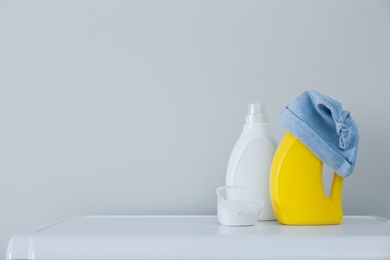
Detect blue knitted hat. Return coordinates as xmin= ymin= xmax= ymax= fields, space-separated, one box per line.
xmin=277 ymin=90 xmax=359 ymax=178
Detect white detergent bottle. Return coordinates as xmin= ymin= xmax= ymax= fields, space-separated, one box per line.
xmin=226 ymin=103 xmax=276 ymax=220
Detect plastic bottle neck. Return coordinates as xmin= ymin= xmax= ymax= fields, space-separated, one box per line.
xmin=246 ymin=114 xmax=268 ymax=124
xmin=245 ymin=103 xmax=269 ymax=124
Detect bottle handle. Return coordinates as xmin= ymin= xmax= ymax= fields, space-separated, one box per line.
xmin=330 ymin=172 xmax=344 ymax=207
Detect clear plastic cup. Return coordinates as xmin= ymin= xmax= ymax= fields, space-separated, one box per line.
xmin=216 ymin=185 xmax=264 ymax=226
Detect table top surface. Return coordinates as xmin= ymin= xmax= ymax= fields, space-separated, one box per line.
xmin=32 ymin=215 xmax=390 ymax=236
xmin=7 ymin=215 xmax=390 ymax=260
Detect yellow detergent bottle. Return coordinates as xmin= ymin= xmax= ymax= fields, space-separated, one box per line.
xmin=270 ymin=131 xmax=344 ymax=225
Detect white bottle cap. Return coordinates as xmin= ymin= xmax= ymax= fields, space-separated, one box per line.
xmin=246 ymin=103 xmax=268 ymax=124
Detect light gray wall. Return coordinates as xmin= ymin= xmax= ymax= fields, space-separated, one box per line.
xmin=1 ymin=0 xmax=389 ymax=257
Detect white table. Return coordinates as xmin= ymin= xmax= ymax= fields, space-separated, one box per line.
xmin=7 ymin=215 xmax=390 ymax=260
